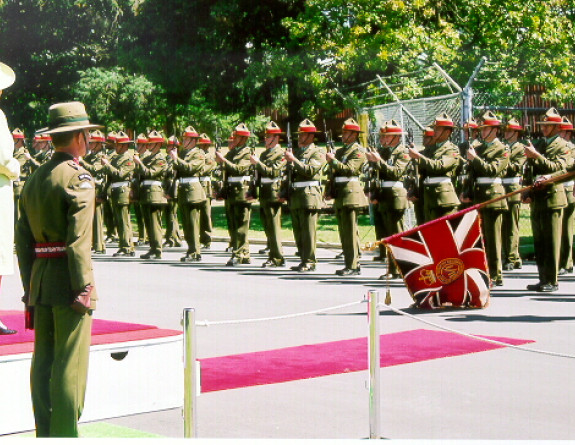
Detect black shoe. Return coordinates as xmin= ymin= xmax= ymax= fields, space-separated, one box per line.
xmin=93 ymin=250 xmax=106 ymax=254
xmin=372 ymin=255 xmax=385 ymax=262
xmin=336 ymin=267 xmax=361 ymax=276
xmin=201 ymin=244 xmax=211 ymax=250
xmin=558 ymin=268 xmax=568 ymax=276
xmin=226 ymin=257 xmax=250 ymax=266
xmin=258 ymin=247 xmax=270 ymax=254
xmin=379 ymin=273 xmax=401 ymax=280
xmin=136 ymin=239 xmax=147 ymax=246
xmin=225 ymin=246 xmax=233 ymax=253
xmin=181 ymin=254 xmax=201 ymax=262
xmin=140 ymin=252 xmax=161 ymax=259
xmin=494 ymin=279 xmax=504 ymax=287
xmin=503 ymin=263 xmax=514 ymax=271
xmin=514 ymin=262 xmax=523 ymax=270
xmin=297 ymin=263 xmax=316 ymax=272
xmin=335 ymin=251 xmax=344 ymax=259
xmin=163 ymin=241 xmax=174 ymax=248
xmin=539 ymin=283 xmax=558 ymax=292
xmin=526 ymin=282 xmax=543 ymax=291
xmin=113 ymin=250 xmax=135 ymax=257
xmin=290 ymin=264 xmax=302 ymax=271
xmin=262 ymin=259 xmax=285 ymax=268
xmin=0 ymin=326 xmax=17 ymax=335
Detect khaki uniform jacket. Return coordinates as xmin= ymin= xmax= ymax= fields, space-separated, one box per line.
xmin=331 ymin=142 xmax=368 ymax=209
xmin=466 ymin=137 xmax=509 ymax=210
xmin=374 ymin=143 xmax=409 ymax=211
xmin=29 ymin=149 xmax=53 ymax=171
xmin=15 ymin=152 xmax=97 ymax=308
xmin=222 ymin=145 xmax=251 ymax=204
xmin=526 ymin=135 xmax=569 ymax=210
xmin=138 ymin=151 xmax=168 ymax=205
xmin=419 ymin=140 xmax=460 ymax=208
xmin=255 ymin=144 xmax=286 ymax=205
xmin=174 ymin=146 xmax=207 ymax=204
xmin=103 ymin=151 xmax=135 ymax=206
xmin=13 ymin=146 xmax=33 ymax=198
xmin=289 ymin=143 xmax=325 ymax=210
xmin=80 ymin=150 xmax=106 ymax=201
xmin=503 ymin=141 xmax=526 ymax=204
xmin=201 ymin=150 xmax=217 ymax=197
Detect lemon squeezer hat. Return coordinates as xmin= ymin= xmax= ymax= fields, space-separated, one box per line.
xmin=38 ymin=101 xmax=103 ymax=135
xmin=560 ymin=116 xmax=574 ymax=132
xmin=462 ymin=118 xmax=479 ymax=129
xmin=504 ymin=118 xmax=523 ymax=132
xmin=183 ymin=126 xmax=200 ymax=138
xmin=265 ymin=121 xmax=284 ymax=135
xmin=296 ymin=119 xmax=320 ymax=133
xmin=89 ymin=129 xmax=106 ymax=143
xmin=147 ymin=130 xmax=165 ymax=144
xmin=433 ymin=112 xmax=455 ymax=128
xmin=198 ymin=133 xmax=212 ymax=145
xmin=233 ymin=122 xmax=251 ymax=137
xmin=479 ymin=111 xmax=502 ymax=128
xmin=379 ymin=119 xmax=404 ymax=135
xmin=115 ymin=131 xmax=132 ymax=144
xmin=0 ymin=61 xmax=16 ymax=90
xmin=423 ymin=126 xmax=435 ymax=137
xmin=537 ymin=107 xmax=563 ymax=125
xmin=12 ymin=128 xmax=25 ymax=139
xmin=168 ymin=135 xmax=180 ymax=146
xmin=341 ymin=118 xmax=363 ymax=133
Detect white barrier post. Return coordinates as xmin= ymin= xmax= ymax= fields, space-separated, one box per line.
xmin=367 ymin=290 xmax=381 ymax=439
xmin=183 ymin=308 xmax=197 ymax=438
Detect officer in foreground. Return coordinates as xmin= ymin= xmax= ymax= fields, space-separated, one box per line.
xmin=16 ymin=101 xmax=100 ymax=437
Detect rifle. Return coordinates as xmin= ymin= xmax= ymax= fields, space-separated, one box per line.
xmin=246 ymin=140 xmax=259 ymax=201
xmin=213 ymin=125 xmax=228 ymax=200
xmin=364 ymin=121 xmax=379 ymax=200
xmin=521 ymin=123 xmax=535 ymax=201
xmin=323 ymin=119 xmax=337 ymax=200
xmin=404 ymin=126 xmax=420 ymax=199
xmin=279 ymin=121 xmax=293 ymax=201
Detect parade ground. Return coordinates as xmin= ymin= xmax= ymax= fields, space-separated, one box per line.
xmin=2 ymin=240 xmax=575 ymax=440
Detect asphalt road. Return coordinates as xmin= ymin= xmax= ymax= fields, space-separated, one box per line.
xmin=3 ymin=241 xmax=575 ymax=439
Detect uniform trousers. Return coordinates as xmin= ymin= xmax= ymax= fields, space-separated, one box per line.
xmin=261 ymin=202 xmax=284 ymax=264
xmin=560 ymin=200 xmax=575 ymax=271
xmin=502 ymin=201 xmax=522 ymax=267
xmin=180 ymin=200 xmax=204 ymax=257
xmin=112 ymin=202 xmax=134 ymax=252
xmin=133 ymin=201 xmax=147 ymax=242
xmin=32 ymin=304 xmax=92 ymax=437
xmin=103 ymin=200 xmax=116 ymax=238
xmin=376 ymin=206 xmax=405 ymax=275
xmin=335 ymin=206 xmax=361 ymax=269
xmin=142 ymin=204 xmax=164 ymax=254
xmin=225 ymin=201 xmax=251 ymax=259
xmin=373 ymin=205 xmax=386 ymax=259
xmin=531 ymin=206 xmax=563 ymax=286
xmin=200 ymin=198 xmax=213 ymax=246
xmin=164 ymin=200 xmax=182 ymax=245
xmin=92 ymin=201 xmax=105 ymax=252
xmin=424 ymin=205 xmax=458 ymax=223
xmin=291 ymin=208 xmax=318 ymax=266
xmin=480 ymin=208 xmax=504 ymax=282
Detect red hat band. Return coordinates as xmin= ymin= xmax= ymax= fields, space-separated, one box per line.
xmin=343 ymin=123 xmax=361 ymax=132
xmin=435 ymin=119 xmax=454 ymax=127
xmin=235 ymin=130 xmax=250 ymax=137
xmin=482 ymin=119 xmax=501 ymax=127
xmin=266 ymin=128 xmax=282 ymax=134
xmin=299 ymin=126 xmax=317 ymax=133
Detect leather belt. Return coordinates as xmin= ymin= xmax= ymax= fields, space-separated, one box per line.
xmin=227 ymin=176 xmax=251 ymax=183
xmin=293 ymin=180 xmax=320 ymax=188
xmin=35 ymin=242 xmax=67 ymax=258
xmin=424 ymin=177 xmax=450 ymax=185
xmin=476 ymin=177 xmax=502 ymax=185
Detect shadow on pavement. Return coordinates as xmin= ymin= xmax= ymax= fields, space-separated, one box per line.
xmin=443 ymin=314 xmax=575 ymax=323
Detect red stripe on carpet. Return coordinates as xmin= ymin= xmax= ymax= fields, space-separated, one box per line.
xmin=199 ymin=329 xmax=534 ymax=392
xmin=0 ymin=311 xmax=181 ymax=356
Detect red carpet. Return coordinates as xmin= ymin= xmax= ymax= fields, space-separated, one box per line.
xmin=199 ymin=329 xmax=534 ymax=392
xmin=0 ymin=310 xmax=182 ymax=356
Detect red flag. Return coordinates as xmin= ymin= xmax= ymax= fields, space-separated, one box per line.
xmin=383 ymin=209 xmax=490 ymax=309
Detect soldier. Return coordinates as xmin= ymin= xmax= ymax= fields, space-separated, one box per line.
xmin=408 ymin=126 xmax=435 ymax=226
xmin=285 ymin=119 xmax=326 ymax=272
xmin=366 ymin=120 xmax=410 ymax=279
xmin=524 ymin=107 xmax=569 ymax=292
xmin=29 ymin=133 xmax=53 ymax=171
xmin=134 ymin=130 xmax=168 ymax=259
xmin=132 ymin=133 xmax=149 ymax=245
xmin=101 ymin=131 xmax=135 ymax=257
xmin=15 ymin=101 xmax=100 ymax=437
xmin=456 ymin=118 xmax=481 ymax=204
xmin=215 ymin=123 xmax=253 ymax=266
xmin=461 ymin=111 xmax=509 ymax=286
xmin=12 ymin=128 xmax=33 ymax=223
xmin=170 ymin=126 xmax=205 ymax=262
xmin=558 ymin=117 xmax=575 ymax=275
xmin=501 ymin=118 xmax=526 ymax=271
xmin=79 ymin=129 xmax=107 ymax=254
xmin=163 ymin=135 xmax=183 ymax=248
xmin=408 ymin=112 xmax=460 ymax=222
xmin=103 ymin=131 xmax=118 ymax=243
xmin=250 ymin=121 xmax=287 ymax=268
xmin=325 ymin=118 xmax=368 ymax=275
xmin=198 ymin=133 xmax=217 ymax=249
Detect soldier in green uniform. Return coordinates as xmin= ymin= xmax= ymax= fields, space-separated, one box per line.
xmin=251 ymin=121 xmax=287 ymax=268
xmin=169 ymin=126 xmax=206 ymax=262
xmin=366 ymin=120 xmax=409 ymax=279
xmin=461 ymin=111 xmax=509 ymax=286
xmin=456 ymin=118 xmax=481 ymax=205
xmin=15 ymin=101 xmax=101 ymax=437
xmin=216 ymin=123 xmax=253 ymax=266
xmin=285 ymin=119 xmax=326 ymax=272
xmin=524 ymin=107 xmax=569 ymax=292
xmin=79 ymin=129 xmax=107 ymax=254
xmin=135 ymin=130 xmax=168 ymax=259
xmin=103 ymin=131 xmax=118 ymax=243
xmin=132 ymin=133 xmax=149 ymax=246
xmin=198 ymin=133 xmax=216 ymax=249
xmin=326 ymin=118 xmax=368 ymax=275
xmin=501 ymin=118 xmax=526 ymax=270
xmin=163 ymin=135 xmax=183 ymax=248
xmin=408 ymin=112 xmax=460 ymax=222
xmin=29 ymin=133 xmax=53 ymax=172
xmin=408 ymin=126 xmax=435 ymax=226
xmin=102 ymin=131 xmax=135 ymax=257
xmin=12 ymin=128 xmax=33 ymax=223
xmin=558 ymin=117 xmax=575 ymax=275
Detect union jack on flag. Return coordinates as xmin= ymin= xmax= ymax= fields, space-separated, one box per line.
xmin=383 ymin=209 xmax=490 ymax=309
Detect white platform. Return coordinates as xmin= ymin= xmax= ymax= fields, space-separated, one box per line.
xmin=0 ymin=334 xmax=183 ymax=435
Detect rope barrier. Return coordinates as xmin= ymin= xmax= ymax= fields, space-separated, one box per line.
xmin=195 ymin=299 xmax=367 ymax=327
xmin=381 ymin=302 xmax=575 ymax=360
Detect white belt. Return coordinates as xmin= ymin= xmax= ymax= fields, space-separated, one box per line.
xmin=502 ymin=177 xmax=521 ymax=185
xmin=334 ymin=176 xmax=359 ymax=183
xmin=180 ymin=177 xmax=200 ymax=183
xmin=293 ymin=181 xmax=320 ymax=188
xmin=260 ymin=177 xmax=280 ymax=184
xmin=227 ymin=176 xmax=251 ymax=183
xmin=199 ymin=176 xmax=211 ymax=182
xmin=141 ymin=180 xmax=163 ymax=187
xmin=565 ymin=181 xmax=574 ymax=187
xmin=476 ymin=177 xmax=502 ymax=185
xmin=110 ymin=181 xmax=130 ymax=189
xmin=380 ymin=181 xmax=404 ymax=188
xmin=424 ymin=177 xmax=451 ymax=185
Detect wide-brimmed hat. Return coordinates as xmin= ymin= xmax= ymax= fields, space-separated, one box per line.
xmin=478 ymin=111 xmax=502 ymax=128
xmin=233 ymin=122 xmax=251 ymax=137
xmin=461 ymin=118 xmax=479 ymax=130
xmin=12 ymin=128 xmax=25 ymax=139
xmin=147 ymin=130 xmax=165 ymax=144
xmin=423 ymin=126 xmax=435 ymax=137
xmin=341 ymin=118 xmax=364 ymax=133
xmin=198 ymin=133 xmax=212 ymax=145
xmin=183 ymin=126 xmax=199 ymax=138
xmin=379 ymin=119 xmax=404 ymax=135
xmin=34 ymin=133 xmax=51 ymax=142
xmin=296 ymin=119 xmax=320 ymax=133
xmin=433 ymin=112 xmax=455 ymax=128
xmin=0 ymin=62 xmax=15 ymax=90
xmin=89 ymin=129 xmax=106 ymax=142
xmin=115 ymin=131 xmax=132 ymax=144
xmin=136 ymin=133 xmax=148 ymax=144
xmin=168 ymin=135 xmax=180 ymax=146
xmin=560 ymin=116 xmax=574 ymax=132
xmin=38 ymin=102 xmax=103 ymax=135
xmin=504 ymin=118 xmax=523 ymax=132
xmin=265 ymin=121 xmax=284 ymax=135
xmin=537 ymin=107 xmax=563 ymax=125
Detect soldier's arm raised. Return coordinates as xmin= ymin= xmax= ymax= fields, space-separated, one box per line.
xmin=291 ymin=149 xmax=325 ymax=177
